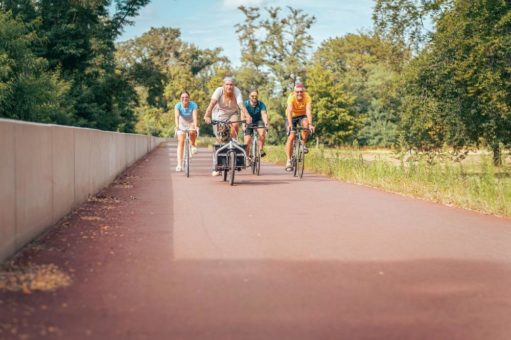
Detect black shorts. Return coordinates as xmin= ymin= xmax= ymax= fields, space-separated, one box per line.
xmin=286 ymin=115 xmax=307 ymax=133
xmin=244 ymin=120 xmax=265 ymax=136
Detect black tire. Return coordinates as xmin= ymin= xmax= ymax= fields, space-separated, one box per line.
xmin=251 ymin=139 xmax=260 ymax=175
xmin=229 ymin=150 xmax=236 ymax=186
xmin=255 ymin=146 xmax=261 ymax=176
xmin=293 ymin=139 xmax=300 ymax=177
xmin=184 ymin=138 xmax=190 ymax=178
xmin=223 ymin=169 xmax=228 ymax=181
xmin=297 ymin=143 xmax=305 ymax=179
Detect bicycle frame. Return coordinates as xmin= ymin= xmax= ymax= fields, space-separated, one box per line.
xmin=181 ymin=128 xmax=193 ymax=178
xmin=246 ymin=123 xmax=264 ymax=176
xmin=290 ymin=126 xmax=310 ymax=179
xmin=212 ymin=119 xmax=248 ymax=185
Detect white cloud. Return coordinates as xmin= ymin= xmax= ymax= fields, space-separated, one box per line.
xmin=223 ymin=0 xmax=264 ymax=9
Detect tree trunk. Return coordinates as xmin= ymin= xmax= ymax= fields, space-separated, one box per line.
xmin=492 ymin=143 xmax=502 ymax=166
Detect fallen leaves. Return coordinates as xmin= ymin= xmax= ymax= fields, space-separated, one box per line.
xmin=88 ymin=193 xmax=120 ymax=204
xmin=113 ymin=174 xmax=137 ymax=189
xmin=0 ymin=264 xmax=72 ymax=293
xmin=80 ymin=216 xmax=103 ymax=221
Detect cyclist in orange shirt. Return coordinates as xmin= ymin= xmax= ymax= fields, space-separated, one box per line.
xmin=285 ymin=83 xmax=314 ymax=171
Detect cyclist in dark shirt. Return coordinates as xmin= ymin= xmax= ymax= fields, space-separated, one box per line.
xmin=243 ymin=89 xmax=269 ymax=158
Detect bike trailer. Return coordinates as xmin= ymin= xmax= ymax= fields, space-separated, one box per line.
xmin=213 ymin=143 xmax=247 ymax=169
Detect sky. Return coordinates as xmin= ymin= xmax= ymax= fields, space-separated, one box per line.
xmin=117 ymin=0 xmax=376 ymax=66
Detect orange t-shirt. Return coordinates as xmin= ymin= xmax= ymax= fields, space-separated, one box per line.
xmin=287 ymin=92 xmax=311 ymax=117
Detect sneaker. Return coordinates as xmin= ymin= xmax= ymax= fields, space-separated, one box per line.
xmin=191 ymin=146 xmax=198 ymax=154
xmin=260 ymin=150 xmax=266 ymax=157
xmin=285 ymin=160 xmax=293 ymax=172
xmin=303 ymin=146 xmax=309 ymax=154
xmin=176 ymin=165 xmax=182 ymax=172
xmin=212 ymin=171 xmax=220 ymax=176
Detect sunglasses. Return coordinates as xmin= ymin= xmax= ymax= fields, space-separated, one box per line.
xmin=250 ymin=95 xmax=258 ymax=98
xmin=295 ymin=91 xmax=304 ymax=94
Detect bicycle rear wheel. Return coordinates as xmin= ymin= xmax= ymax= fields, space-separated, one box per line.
xmin=228 ymin=150 xmax=236 ymax=185
xmin=184 ymin=137 xmax=190 ymax=177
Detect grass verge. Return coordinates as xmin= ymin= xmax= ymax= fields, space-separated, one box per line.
xmin=265 ymin=145 xmax=511 ymax=218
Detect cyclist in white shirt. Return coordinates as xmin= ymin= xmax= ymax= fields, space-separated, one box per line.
xmin=204 ymin=77 xmax=252 ymax=176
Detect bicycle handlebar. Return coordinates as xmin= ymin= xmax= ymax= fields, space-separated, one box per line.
xmin=211 ymin=119 xmax=246 ymax=125
xmin=245 ymin=123 xmax=268 ymax=129
xmin=290 ymin=126 xmax=313 ymax=133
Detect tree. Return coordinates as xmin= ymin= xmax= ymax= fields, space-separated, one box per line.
xmin=311 ymin=34 xmax=401 ymax=146
xmin=116 ymin=27 xmax=181 ymax=109
xmin=236 ymin=6 xmax=316 ymax=96
xmin=0 ymin=10 xmax=71 ymax=124
xmin=398 ymin=0 xmax=511 ymax=163
xmin=372 ymin=0 xmax=452 ymax=54
xmin=234 ymin=6 xmax=265 ymax=70
xmin=433 ymin=0 xmax=511 ymax=164
xmin=0 ymin=0 xmax=150 ymax=130
xmin=306 ymin=64 xmax=360 ymax=146
xmin=116 ymin=26 xmax=230 ymax=136
xmin=36 ymin=0 xmax=149 ymax=130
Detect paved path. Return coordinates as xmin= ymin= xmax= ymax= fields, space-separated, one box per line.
xmin=1 ymin=141 xmax=510 ymax=339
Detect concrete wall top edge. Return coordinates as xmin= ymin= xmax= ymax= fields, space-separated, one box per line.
xmin=0 ymin=118 xmax=153 ymax=138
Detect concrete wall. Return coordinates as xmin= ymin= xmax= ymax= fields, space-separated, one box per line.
xmin=0 ymin=119 xmax=165 ymax=262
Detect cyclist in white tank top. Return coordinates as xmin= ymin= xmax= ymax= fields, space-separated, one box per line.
xmin=203 ymin=77 xmax=252 ymax=176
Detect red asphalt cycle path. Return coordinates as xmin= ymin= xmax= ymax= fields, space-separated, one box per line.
xmin=1 ymin=141 xmax=510 ymax=339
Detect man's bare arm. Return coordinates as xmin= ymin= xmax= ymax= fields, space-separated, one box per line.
xmin=204 ymin=98 xmax=218 ymax=124
xmin=239 ymin=103 xmax=252 ymax=124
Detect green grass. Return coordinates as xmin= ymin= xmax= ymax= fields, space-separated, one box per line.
xmin=196 ymin=136 xmax=217 ymax=148
xmin=265 ymin=145 xmax=511 ymax=218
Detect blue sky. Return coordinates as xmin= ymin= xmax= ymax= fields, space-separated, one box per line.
xmin=118 ymin=0 xmax=376 ymax=65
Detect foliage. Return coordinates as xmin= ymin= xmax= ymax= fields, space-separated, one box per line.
xmin=306 ymin=64 xmax=361 ymax=146
xmin=134 ymin=104 xmax=172 ymax=137
xmin=311 ymin=33 xmax=401 ymax=146
xmin=372 ymin=0 xmax=452 ymax=54
xmin=236 ymin=6 xmax=316 ymax=96
xmin=0 ymin=0 xmax=149 ymax=131
xmin=116 ymin=26 xmax=230 ymax=136
xmin=234 ymin=6 xmax=316 ymax=143
xmin=397 ymin=0 xmax=511 ymax=163
xmin=0 ymin=10 xmax=71 ymax=124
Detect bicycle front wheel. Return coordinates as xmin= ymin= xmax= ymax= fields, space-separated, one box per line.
xmin=254 ymin=145 xmax=261 ymax=176
xmin=184 ymin=137 xmax=190 ymax=177
xmin=297 ymin=143 xmax=305 ymax=179
xmin=251 ymin=140 xmax=257 ymax=174
xmin=293 ymin=139 xmax=300 ymax=177
xmin=228 ymin=150 xmax=236 ymax=186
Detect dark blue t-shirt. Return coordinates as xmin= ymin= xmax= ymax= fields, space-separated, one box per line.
xmin=243 ymin=100 xmax=267 ymax=122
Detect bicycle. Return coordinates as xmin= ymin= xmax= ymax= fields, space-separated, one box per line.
xmin=245 ymin=123 xmax=266 ymax=176
xmin=179 ymin=127 xmax=196 ymax=178
xmin=212 ymin=119 xmax=248 ymax=186
xmin=289 ymin=126 xmax=311 ymax=179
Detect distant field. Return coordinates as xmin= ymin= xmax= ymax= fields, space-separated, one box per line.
xmin=264 ymin=145 xmax=511 ymax=218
